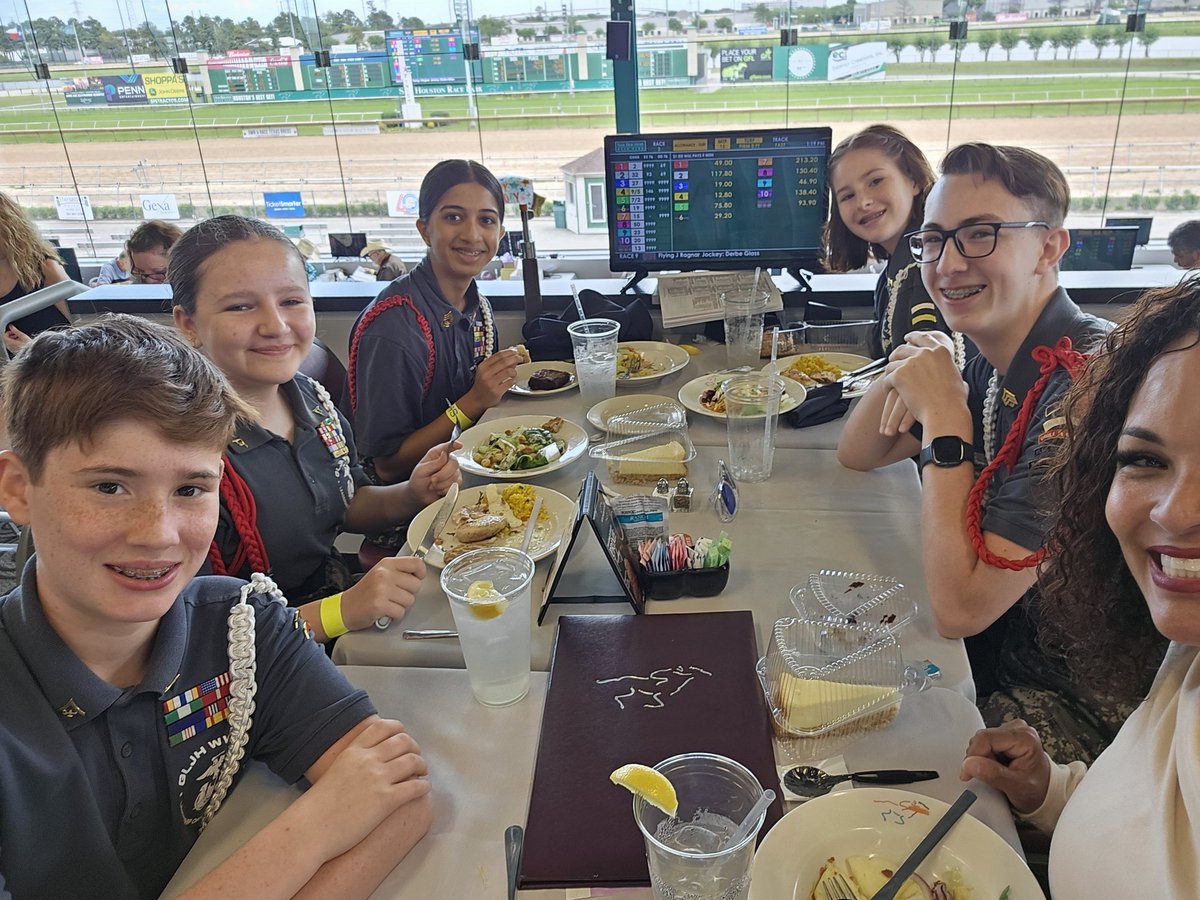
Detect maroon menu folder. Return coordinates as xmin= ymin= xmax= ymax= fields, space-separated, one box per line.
xmin=520 ymin=611 xmax=784 ymax=889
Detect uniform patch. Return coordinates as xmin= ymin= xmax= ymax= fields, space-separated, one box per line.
xmin=163 ymin=672 xmax=231 ymax=747
xmin=1002 ymin=388 xmax=1018 ymax=408
xmin=317 ymin=416 xmax=350 ymax=459
xmin=1039 ymin=414 xmax=1067 ymax=444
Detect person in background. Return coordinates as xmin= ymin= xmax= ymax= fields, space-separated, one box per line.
xmin=1167 ymin=220 xmax=1200 ymax=269
xmin=0 ymin=191 xmax=72 ymax=354
xmin=170 ymin=215 xmax=460 ymax=638
xmin=362 ymin=239 xmax=406 ymax=282
xmin=961 ymin=279 xmax=1196 ymax=899
xmin=296 ymin=237 xmax=322 ymax=282
xmin=90 ymin=248 xmax=131 ymax=286
xmin=349 ymin=159 xmax=523 ymax=488
xmin=838 ymin=143 xmax=1135 ymax=763
xmin=127 ymin=219 xmax=183 ymax=284
xmin=0 ymin=315 xmax=432 ymax=898
xmin=823 ymin=125 xmax=966 ymax=365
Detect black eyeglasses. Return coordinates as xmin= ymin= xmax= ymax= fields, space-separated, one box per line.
xmin=132 ymin=266 xmax=168 ymax=281
xmin=906 ymin=221 xmax=1050 ymax=264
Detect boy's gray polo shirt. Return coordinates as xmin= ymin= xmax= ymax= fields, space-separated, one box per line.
xmin=0 ymin=562 xmax=375 ymax=899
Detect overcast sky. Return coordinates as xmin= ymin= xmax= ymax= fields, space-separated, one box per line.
xmin=20 ymin=0 xmax=620 ymax=27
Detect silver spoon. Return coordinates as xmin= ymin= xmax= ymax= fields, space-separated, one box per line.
xmin=783 ymin=766 xmax=938 ymax=798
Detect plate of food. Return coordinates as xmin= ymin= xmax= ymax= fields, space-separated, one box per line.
xmin=769 ymin=352 xmax=878 ymax=399
xmin=406 ymin=483 xmax=573 ymax=568
xmin=508 ymin=361 xmax=578 ymax=396
xmin=748 ymin=787 xmax=1044 ymax=900
xmin=617 ymin=341 xmax=691 ymax=383
xmin=453 ymin=415 xmax=588 ymax=479
xmin=586 ymin=394 xmax=685 ymax=431
xmin=677 ymin=373 xmax=808 ymax=420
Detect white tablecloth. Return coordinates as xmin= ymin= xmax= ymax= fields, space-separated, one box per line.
xmin=163 ymin=668 xmax=1021 ymax=899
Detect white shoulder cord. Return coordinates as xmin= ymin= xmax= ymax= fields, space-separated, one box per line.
xmin=200 ymin=572 xmax=287 ymax=830
xmin=302 ymin=374 xmax=355 ymax=506
xmin=479 ymin=294 xmax=496 ymax=358
xmin=983 ymin=369 xmax=1001 ymax=463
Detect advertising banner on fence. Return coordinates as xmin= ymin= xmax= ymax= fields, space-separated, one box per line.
xmin=142 ymin=73 xmax=188 ymax=102
xmin=140 ymin=194 xmax=180 ymax=220
xmin=100 ymin=74 xmax=147 ymax=104
xmin=773 ymin=45 xmax=829 ymax=82
xmin=828 ymin=42 xmax=887 ymax=81
xmin=386 ymin=190 xmax=420 ymax=217
xmin=719 ymin=46 xmax=774 ymax=83
xmin=54 ymin=195 xmax=94 ymax=221
xmin=263 ymin=192 xmax=305 ymax=218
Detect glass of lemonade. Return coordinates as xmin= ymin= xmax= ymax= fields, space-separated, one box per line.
xmin=567 ymin=318 xmax=620 ymax=407
xmin=440 ymin=547 xmax=535 ymax=707
xmin=634 ymin=753 xmax=767 ymax=900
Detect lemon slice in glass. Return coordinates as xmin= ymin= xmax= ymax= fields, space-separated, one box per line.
xmin=466 ymin=580 xmax=509 ymax=620
xmin=609 ymin=763 xmax=678 ymax=817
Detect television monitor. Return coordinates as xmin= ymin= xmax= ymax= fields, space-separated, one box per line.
xmin=1060 ymin=227 xmax=1139 ymax=272
xmin=1103 ymin=216 xmax=1152 ymax=246
xmin=56 ymin=247 xmax=83 ymax=283
xmin=329 ymin=232 xmax=368 ymax=258
xmin=604 ymin=126 xmax=833 ymax=274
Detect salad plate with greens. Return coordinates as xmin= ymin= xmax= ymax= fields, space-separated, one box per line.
xmin=454 ymin=415 xmax=588 ymax=479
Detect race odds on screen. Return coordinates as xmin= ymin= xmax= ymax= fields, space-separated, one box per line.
xmin=604 ymin=127 xmax=832 ymax=272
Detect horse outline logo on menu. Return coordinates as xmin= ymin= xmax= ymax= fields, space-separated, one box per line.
xmin=595 ymin=665 xmax=712 ymax=710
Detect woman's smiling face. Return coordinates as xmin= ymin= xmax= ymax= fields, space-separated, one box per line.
xmin=416 ymin=181 xmax=505 ymax=285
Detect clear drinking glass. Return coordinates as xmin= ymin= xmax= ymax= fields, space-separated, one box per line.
xmin=567 ymin=318 xmax=620 ymax=407
xmin=721 ymin=289 xmax=770 ymax=369
xmin=633 ymin=753 xmax=767 ymax=900
xmin=724 ymin=373 xmax=784 ymax=483
xmin=440 ymin=547 xmax=535 ymax=707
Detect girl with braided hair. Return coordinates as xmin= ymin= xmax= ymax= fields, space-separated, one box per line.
xmin=170 ymin=216 xmax=461 ymax=641
xmin=349 ymin=159 xmax=524 ymax=489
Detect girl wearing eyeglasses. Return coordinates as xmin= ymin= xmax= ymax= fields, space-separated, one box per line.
xmin=824 ymin=126 xmax=966 ymax=365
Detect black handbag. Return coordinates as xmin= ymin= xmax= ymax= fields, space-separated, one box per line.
xmin=522 ymin=289 xmax=654 ymax=361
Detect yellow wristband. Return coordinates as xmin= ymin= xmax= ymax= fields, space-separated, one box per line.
xmin=319 ymin=593 xmax=348 ymax=638
xmin=445 ymin=403 xmax=474 ymax=429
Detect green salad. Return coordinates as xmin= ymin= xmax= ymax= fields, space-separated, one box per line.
xmin=472 ymin=419 xmax=567 ymax=471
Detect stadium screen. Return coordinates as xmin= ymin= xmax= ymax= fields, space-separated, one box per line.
xmin=604 ymin=126 xmax=832 ymax=273
xmin=1103 ymin=216 xmax=1152 ymax=246
xmin=329 ymin=232 xmax=368 ymax=258
xmin=1060 ymin=227 xmax=1139 ymax=272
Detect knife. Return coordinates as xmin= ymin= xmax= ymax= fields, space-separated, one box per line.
xmin=375 ymin=482 xmax=460 ymax=630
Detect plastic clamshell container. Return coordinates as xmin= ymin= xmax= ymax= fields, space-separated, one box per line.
xmin=640 ymin=562 xmax=730 ymax=600
xmin=790 ymin=569 xmax=916 ymax=638
xmin=604 ymin=401 xmax=687 ymax=436
xmin=758 ymin=617 xmax=910 ymax=739
xmin=588 ymin=424 xmax=697 ymax=469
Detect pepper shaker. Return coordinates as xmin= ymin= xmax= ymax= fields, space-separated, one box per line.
xmin=670 ymin=477 xmax=693 ymax=512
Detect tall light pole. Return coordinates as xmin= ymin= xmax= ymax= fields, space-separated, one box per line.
xmin=453 ymin=0 xmax=477 ymax=123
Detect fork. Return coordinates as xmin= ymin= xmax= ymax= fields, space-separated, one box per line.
xmin=445 ymin=399 xmax=462 ymax=443
xmin=821 ymin=871 xmax=857 ymax=900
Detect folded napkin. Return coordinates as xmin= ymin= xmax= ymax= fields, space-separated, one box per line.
xmin=782 ymin=381 xmax=850 ymax=428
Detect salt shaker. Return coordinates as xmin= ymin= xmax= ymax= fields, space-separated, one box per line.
xmin=670 ymin=477 xmax=693 ymax=512
xmin=654 ymin=477 xmax=671 ymax=499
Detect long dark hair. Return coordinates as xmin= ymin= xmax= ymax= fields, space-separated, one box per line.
xmin=1039 ymin=276 xmax=1200 ymax=697
xmin=823 ymin=125 xmax=934 ymax=272
xmin=168 ymin=215 xmax=301 ymax=316
xmin=418 ymin=159 xmax=505 ymax=224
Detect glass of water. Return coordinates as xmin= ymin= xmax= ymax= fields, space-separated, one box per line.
xmin=567 ymin=318 xmax=620 ymax=407
xmin=440 ymin=547 xmax=535 ymax=707
xmin=721 ymin=289 xmax=770 ymax=369
xmin=724 ymin=373 xmax=785 ymax=483
xmin=633 ymin=753 xmax=767 ymax=900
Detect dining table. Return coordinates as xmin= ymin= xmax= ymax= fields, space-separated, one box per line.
xmin=163 ymin=667 xmax=1024 ymax=900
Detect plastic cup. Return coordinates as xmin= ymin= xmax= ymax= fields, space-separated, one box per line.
xmin=721 ymin=289 xmax=770 ymax=369
xmin=724 ymin=373 xmax=783 ymax=483
xmin=440 ymin=547 xmax=535 ymax=707
xmin=633 ymin=753 xmax=767 ymax=900
xmin=567 ymin=318 xmax=620 ymax=407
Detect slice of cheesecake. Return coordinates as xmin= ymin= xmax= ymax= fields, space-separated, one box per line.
xmin=774 ymin=672 xmax=899 ymax=735
xmin=611 ymin=440 xmax=688 ymax=485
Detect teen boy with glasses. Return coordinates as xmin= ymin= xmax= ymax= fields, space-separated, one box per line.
xmin=837 ymin=143 xmax=1137 ymax=764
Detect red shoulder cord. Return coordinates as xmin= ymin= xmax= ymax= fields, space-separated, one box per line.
xmin=347 ymin=294 xmax=435 ymax=414
xmin=965 ymin=337 xmax=1087 ymax=571
xmin=207 ymin=454 xmax=271 ymax=577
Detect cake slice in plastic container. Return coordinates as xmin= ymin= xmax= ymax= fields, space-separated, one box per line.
xmin=603 ymin=401 xmax=687 ymax=436
xmin=789 ymin=569 xmax=917 ymax=638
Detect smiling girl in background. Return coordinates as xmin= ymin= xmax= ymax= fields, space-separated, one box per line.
xmin=349 ymin=159 xmax=524 ymax=491
xmin=824 ymin=125 xmax=965 ymax=365
xmin=170 ymin=215 xmax=460 ymax=640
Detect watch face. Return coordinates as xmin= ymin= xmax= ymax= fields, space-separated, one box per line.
xmin=931 ymin=435 xmax=970 ymax=465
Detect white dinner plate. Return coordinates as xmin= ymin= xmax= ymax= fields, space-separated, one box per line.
xmin=748 ymin=787 xmax=1045 ymax=900
xmin=769 ymin=351 xmax=878 ymax=400
xmin=405 ymin=484 xmax=574 ymax=569
xmin=617 ymin=341 xmax=691 ymax=383
xmin=586 ymin=394 xmax=685 ymax=431
xmin=677 ymin=373 xmax=808 ymax=420
xmin=507 ymin=361 xmax=578 ymax=396
xmin=453 ymin=415 xmax=588 ymax=479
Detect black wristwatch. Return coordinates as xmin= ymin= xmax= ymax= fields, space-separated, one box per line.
xmin=919 ymin=436 xmax=974 ymax=472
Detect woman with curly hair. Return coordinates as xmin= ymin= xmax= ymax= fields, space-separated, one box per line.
xmin=0 ymin=192 xmax=72 ymax=352
xmin=960 ymin=277 xmax=1200 ymax=898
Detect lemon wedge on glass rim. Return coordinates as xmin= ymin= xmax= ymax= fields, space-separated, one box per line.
xmin=465 ymin=580 xmax=509 ymax=620
xmin=610 ymin=763 xmax=679 ymax=817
